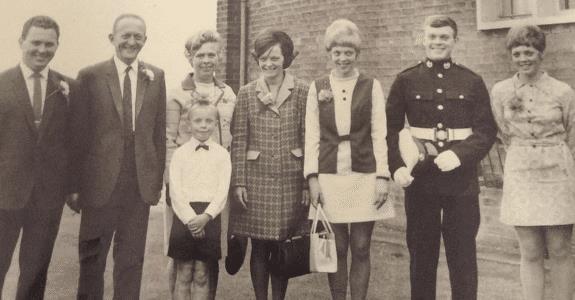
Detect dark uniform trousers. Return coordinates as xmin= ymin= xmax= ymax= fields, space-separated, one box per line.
xmin=405 ymin=187 xmax=480 ymax=300
xmin=77 ymin=131 xmax=150 ymax=300
xmin=0 ymin=191 xmax=63 ymax=300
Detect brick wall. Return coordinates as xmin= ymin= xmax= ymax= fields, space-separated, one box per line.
xmin=217 ymin=0 xmax=575 ymax=261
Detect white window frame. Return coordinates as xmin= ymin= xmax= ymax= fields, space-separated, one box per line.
xmin=477 ymin=0 xmax=575 ymax=30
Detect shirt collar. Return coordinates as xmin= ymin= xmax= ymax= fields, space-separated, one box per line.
xmin=113 ymin=55 xmax=139 ymax=76
xmin=423 ymin=57 xmax=453 ymax=70
xmin=513 ymin=71 xmax=549 ymax=88
xmin=189 ymin=136 xmax=213 ymax=149
xmin=20 ymin=62 xmax=49 ymax=79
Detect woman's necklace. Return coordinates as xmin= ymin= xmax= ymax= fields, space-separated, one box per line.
xmin=264 ymin=75 xmax=285 ymax=105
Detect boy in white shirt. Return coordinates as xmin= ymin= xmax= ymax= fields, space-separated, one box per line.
xmin=168 ymin=99 xmax=231 ymax=300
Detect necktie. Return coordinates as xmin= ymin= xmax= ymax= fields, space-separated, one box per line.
xmin=195 ymin=144 xmax=209 ymax=151
xmin=32 ymin=72 xmax=42 ymax=127
xmin=123 ymin=66 xmax=133 ymax=133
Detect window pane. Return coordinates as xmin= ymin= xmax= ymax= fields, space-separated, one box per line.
xmin=500 ymin=0 xmax=531 ymax=17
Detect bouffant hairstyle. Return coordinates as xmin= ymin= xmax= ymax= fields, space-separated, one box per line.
xmin=185 ymin=29 xmax=222 ymax=54
xmin=324 ymin=19 xmax=361 ymax=52
xmin=21 ymin=15 xmax=60 ymax=41
xmin=424 ymin=15 xmax=458 ymax=39
xmin=505 ymin=24 xmax=546 ymax=53
xmin=252 ymin=29 xmax=297 ymax=69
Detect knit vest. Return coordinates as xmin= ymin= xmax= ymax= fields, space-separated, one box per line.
xmin=316 ymin=74 xmax=376 ymax=174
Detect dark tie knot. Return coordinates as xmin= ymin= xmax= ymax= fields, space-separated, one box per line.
xmin=195 ymin=144 xmax=209 ymax=151
xmin=125 ymin=66 xmax=132 ymax=74
xmin=31 ymin=72 xmax=42 ymax=79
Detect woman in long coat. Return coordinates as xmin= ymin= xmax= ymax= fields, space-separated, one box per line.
xmin=229 ymin=29 xmax=309 ymax=300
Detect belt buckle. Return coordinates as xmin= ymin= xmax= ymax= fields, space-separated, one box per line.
xmin=434 ymin=128 xmax=448 ymax=141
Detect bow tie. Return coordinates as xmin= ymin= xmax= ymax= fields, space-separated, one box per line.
xmin=195 ymin=144 xmax=209 ymax=151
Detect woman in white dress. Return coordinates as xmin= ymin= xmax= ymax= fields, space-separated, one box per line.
xmin=491 ymin=24 xmax=575 ymax=300
xmin=304 ymin=19 xmax=395 ymax=300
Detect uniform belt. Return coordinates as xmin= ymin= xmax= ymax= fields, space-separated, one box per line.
xmin=410 ymin=127 xmax=472 ymax=141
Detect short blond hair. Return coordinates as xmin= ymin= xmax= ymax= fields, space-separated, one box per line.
xmin=324 ymin=19 xmax=361 ymax=52
xmin=185 ymin=29 xmax=222 ymax=53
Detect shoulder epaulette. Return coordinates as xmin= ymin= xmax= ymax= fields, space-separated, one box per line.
xmin=398 ymin=61 xmax=423 ymax=75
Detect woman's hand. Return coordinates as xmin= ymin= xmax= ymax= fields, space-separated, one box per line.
xmin=308 ymin=176 xmax=324 ymax=208
xmin=234 ymin=186 xmax=248 ymax=209
xmin=301 ymin=189 xmax=310 ymax=206
xmin=373 ymin=178 xmax=389 ymax=209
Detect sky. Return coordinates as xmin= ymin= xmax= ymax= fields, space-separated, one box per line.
xmin=0 ymin=0 xmax=217 ymax=88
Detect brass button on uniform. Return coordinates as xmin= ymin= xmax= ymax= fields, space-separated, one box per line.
xmin=438 ymin=141 xmax=445 ymax=147
xmin=437 ymin=73 xmax=444 ymax=79
xmin=437 ymin=123 xmax=444 ymax=129
xmin=437 ymin=105 xmax=444 ymax=110
xmin=436 ymin=88 xmax=443 ymax=94
xmin=415 ymin=95 xmax=421 ymax=100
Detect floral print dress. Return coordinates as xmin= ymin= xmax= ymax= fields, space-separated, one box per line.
xmin=491 ymin=72 xmax=575 ymax=226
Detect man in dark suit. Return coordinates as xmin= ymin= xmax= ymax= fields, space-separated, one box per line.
xmin=386 ymin=15 xmax=497 ymax=300
xmin=0 ymin=16 xmax=75 ymax=299
xmin=68 ymin=14 xmax=166 ymax=300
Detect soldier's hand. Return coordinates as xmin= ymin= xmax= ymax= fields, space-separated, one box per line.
xmin=393 ymin=167 xmax=414 ymax=188
xmin=308 ymin=176 xmax=324 ymax=208
xmin=434 ymin=150 xmax=461 ymax=172
xmin=234 ymin=186 xmax=248 ymax=209
xmin=373 ymin=178 xmax=389 ymax=209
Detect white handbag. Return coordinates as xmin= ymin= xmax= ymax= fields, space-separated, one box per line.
xmin=309 ymin=205 xmax=337 ymax=273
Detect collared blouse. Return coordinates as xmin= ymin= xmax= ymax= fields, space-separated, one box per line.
xmin=491 ymin=72 xmax=575 ymax=157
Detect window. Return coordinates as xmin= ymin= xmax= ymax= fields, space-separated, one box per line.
xmin=477 ymin=0 xmax=575 ymax=30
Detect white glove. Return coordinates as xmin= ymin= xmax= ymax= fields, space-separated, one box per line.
xmin=393 ymin=167 xmax=414 ymax=188
xmin=434 ymin=150 xmax=461 ymax=172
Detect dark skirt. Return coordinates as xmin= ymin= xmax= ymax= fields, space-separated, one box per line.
xmin=168 ymin=202 xmax=222 ymax=262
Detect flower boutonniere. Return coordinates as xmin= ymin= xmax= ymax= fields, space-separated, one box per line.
xmin=59 ymin=80 xmax=70 ymax=97
xmin=140 ymin=67 xmax=155 ymax=81
xmin=46 ymin=79 xmax=70 ymax=99
xmin=318 ymin=89 xmax=333 ymax=103
xmin=258 ymin=92 xmax=274 ymax=106
xmin=190 ymin=90 xmax=210 ymax=103
xmin=507 ymin=96 xmax=524 ymax=113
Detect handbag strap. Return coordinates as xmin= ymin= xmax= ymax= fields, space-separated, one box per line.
xmin=311 ymin=206 xmax=333 ymax=234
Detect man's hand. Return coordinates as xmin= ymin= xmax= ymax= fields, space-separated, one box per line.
xmin=234 ymin=186 xmax=248 ymax=209
xmin=191 ymin=229 xmax=205 ymax=239
xmin=187 ymin=213 xmax=211 ymax=234
xmin=434 ymin=150 xmax=461 ymax=172
xmin=393 ymin=167 xmax=414 ymax=188
xmin=308 ymin=176 xmax=324 ymax=208
xmin=373 ymin=178 xmax=389 ymax=209
xmin=66 ymin=193 xmax=81 ymax=214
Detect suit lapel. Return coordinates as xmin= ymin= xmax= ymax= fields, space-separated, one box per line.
xmin=135 ymin=63 xmax=149 ymax=121
xmin=105 ymin=59 xmax=124 ymax=124
xmin=11 ymin=68 xmax=37 ymax=136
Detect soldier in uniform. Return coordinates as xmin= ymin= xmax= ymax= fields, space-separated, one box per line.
xmin=386 ymin=15 xmax=497 ymax=300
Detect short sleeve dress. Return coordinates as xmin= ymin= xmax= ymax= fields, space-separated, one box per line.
xmin=491 ymin=72 xmax=575 ymax=226
xmin=304 ymin=70 xmax=395 ymax=223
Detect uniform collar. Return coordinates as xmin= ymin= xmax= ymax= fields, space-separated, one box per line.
xmin=19 ymin=62 xmax=49 ymax=79
xmin=423 ymin=58 xmax=453 ymax=70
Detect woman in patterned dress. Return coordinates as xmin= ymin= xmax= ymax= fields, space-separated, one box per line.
xmin=164 ymin=29 xmax=236 ymax=299
xmin=491 ymin=24 xmax=575 ymax=300
xmin=229 ymin=29 xmax=309 ymax=300
xmin=304 ymin=19 xmax=395 ymax=300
